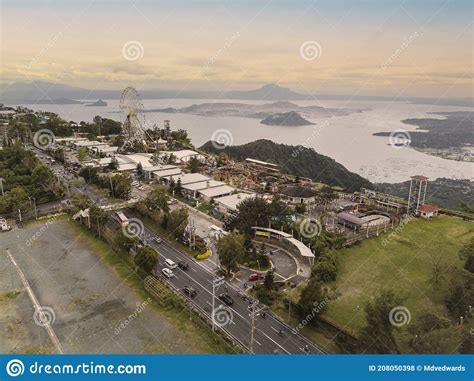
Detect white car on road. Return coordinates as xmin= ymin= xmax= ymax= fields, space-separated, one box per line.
xmin=162 ymin=268 xmax=174 ymax=278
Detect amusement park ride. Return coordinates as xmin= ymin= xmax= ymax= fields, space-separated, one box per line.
xmin=118 ymin=87 xmax=154 ymax=152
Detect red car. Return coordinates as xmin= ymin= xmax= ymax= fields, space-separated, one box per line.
xmin=248 ymin=273 xmax=263 ymax=281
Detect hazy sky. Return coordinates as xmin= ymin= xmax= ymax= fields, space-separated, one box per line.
xmin=1 ymin=0 xmax=473 ymax=97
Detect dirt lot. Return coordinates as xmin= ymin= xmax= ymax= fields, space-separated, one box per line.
xmin=0 ymin=217 xmax=225 ymax=354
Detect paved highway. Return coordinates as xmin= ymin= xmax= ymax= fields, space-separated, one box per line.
xmin=124 ymin=211 xmax=326 ymax=355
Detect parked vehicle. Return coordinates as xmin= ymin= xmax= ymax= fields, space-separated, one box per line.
xmin=178 ymin=261 xmax=189 ymax=271
xmin=182 ymin=286 xmax=196 ymax=297
xmin=162 ymin=268 xmax=173 ymax=278
xmin=248 ymin=273 xmax=263 ymax=281
xmin=0 ymin=218 xmax=11 ymax=232
xmin=218 ymin=293 xmax=234 ymax=306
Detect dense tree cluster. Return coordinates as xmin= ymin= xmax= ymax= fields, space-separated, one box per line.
xmin=0 ymin=146 xmax=60 ymax=213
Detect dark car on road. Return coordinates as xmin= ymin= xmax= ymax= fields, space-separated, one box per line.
xmin=218 ymin=293 xmax=234 ymax=306
xmin=178 ymin=261 xmax=189 ymax=271
xmin=182 ymin=286 xmax=196 ymax=297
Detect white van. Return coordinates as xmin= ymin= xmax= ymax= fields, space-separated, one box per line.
xmin=164 ymin=258 xmax=178 ymax=270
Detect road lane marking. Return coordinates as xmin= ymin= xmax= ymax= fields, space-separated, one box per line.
xmin=6 ymin=249 xmax=64 ymax=354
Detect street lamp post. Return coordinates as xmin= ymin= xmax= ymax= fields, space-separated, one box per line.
xmin=32 ymin=197 xmax=37 ymax=220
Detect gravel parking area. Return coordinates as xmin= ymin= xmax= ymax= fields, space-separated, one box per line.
xmin=0 ymin=218 xmax=217 ymax=354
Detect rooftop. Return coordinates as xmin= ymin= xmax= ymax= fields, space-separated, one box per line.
xmin=417 ymin=204 xmax=440 ymax=213
xmin=411 ymin=175 xmax=429 ymax=181
xmin=279 ymin=185 xmax=318 ymax=198
xmin=198 ymin=185 xmax=234 ymax=198
xmin=182 ymin=180 xmax=224 ymax=192
xmin=214 ymin=192 xmax=256 ymax=211
xmin=337 ymin=211 xmax=368 ymax=226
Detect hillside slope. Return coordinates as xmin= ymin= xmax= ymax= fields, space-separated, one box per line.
xmin=200 ymin=139 xmax=372 ymax=192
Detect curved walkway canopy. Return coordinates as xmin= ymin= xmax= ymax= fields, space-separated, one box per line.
xmin=252 ymin=227 xmax=315 ymax=259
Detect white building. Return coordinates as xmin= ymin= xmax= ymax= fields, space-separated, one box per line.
xmin=199 ymin=185 xmax=234 ymax=202
xmin=214 ymin=192 xmax=255 ymax=217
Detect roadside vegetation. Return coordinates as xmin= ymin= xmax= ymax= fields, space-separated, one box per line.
xmin=0 ymin=145 xmax=60 ymax=214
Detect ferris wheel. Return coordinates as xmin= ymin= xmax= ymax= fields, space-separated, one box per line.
xmin=119 ymin=87 xmax=147 ymax=151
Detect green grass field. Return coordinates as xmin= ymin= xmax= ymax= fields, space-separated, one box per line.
xmin=323 ymin=216 xmax=474 ymax=336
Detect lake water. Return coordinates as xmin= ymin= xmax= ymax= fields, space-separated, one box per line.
xmin=10 ymin=98 xmax=473 ymax=184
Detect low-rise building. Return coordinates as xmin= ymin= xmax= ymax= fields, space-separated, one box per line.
xmin=279 ymin=185 xmax=318 ymax=205
xmin=214 ymin=192 xmax=255 ymax=217
xmin=199 ymin=185 xmax=234 ymax=202
xmin=416 ymin=204 xmax=440 ymax=219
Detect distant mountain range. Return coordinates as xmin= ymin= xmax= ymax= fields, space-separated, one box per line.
xmin=1 ymin=81 xmax=472 ymax=107
xmin=200 ymin=139 xmax=372 ymax=192
xmin=149 ymin=100 xmax=363 ymax=125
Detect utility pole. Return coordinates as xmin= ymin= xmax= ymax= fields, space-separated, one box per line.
xmin=212 ymin=276 xmax=225 ymax=332
xmin=32 ymin=197 xmax=37 ymax=220
xmin=249 ymin=300 xmax=264 ymax=354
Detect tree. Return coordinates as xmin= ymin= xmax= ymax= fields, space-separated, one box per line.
xmin=166 ymin=207 xmax=188 ymax=239
xmin=77 ymin=147 xmax=88 ymax=162
xmin=134 ymin=246 xmax=158 ymax=274
xmin=175 ymin=178 xmax=182 ymax=195
xmin=145 ymin=186 xmax=170 ymax=214
xmin=408 ymin=312 xmax=454 ymax=354
xmin=312 ymin=260 xmax=337 ymax=283
xmin=108 ymin=158 xmax=119 ymax=171
xmin=445 ymin=270 xmax=474 ymax=318
xmin=264 ymin=270 xmax=274 ymax=290
xmin=136 ymin=162 xmax=144 ymax=178
xmin=226 ymin=197 xmax=271 ymax=236
xmin=459 ymin=237 xmax=474 ymax=273
xmin=110 ymin=173 xmax=132 ymax=199
xmin=217 ymin=232 xmax=246 ymax=275
xmin=297 ymin=277 xmax=329 ymax=321
xmin=429 ymin=252 xmax=448 ymax=286
xmin=150 ymin=150 xmax=161 ymax=166
xmin=187 ymin=157 xmax=201 ymax=173
xmin=358 ymin=290 xmax=404 ymax=354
